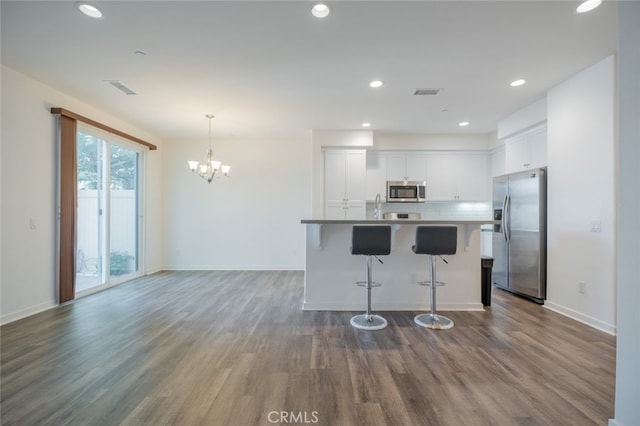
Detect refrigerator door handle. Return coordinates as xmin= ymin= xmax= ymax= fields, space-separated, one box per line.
xmin=505 ymin=194 xmax=511 ymax=242
xmin=502 ymin=194 xmax=509 ymax=243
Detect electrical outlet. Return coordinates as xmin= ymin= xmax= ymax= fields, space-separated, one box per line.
xmin=579 ymin=281 xmax=586 ymax=294
xmin=29 ymin=218 xmax=37 ymax=230
xmin=590 ymin=220 xmax=601 ymax=232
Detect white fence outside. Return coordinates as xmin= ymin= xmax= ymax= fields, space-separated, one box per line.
xmin=77 ymin=189 xmax=137 ymax=265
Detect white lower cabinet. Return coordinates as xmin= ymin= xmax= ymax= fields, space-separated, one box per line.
xmin=324 ymin=149 xmax=366 ymax=219
xmin=425 ymin=152 xmax=489 ymax=201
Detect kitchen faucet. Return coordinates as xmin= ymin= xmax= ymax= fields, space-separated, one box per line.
xmin=374 ymin=193 xmax=382 ymax=220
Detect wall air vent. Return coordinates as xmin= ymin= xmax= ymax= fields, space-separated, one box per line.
xmin=103 ymin=80 xmax=137 ymax=95
xmin=414 ymin=88 xmax=442 ymax=96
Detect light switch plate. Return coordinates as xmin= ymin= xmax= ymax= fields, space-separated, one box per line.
xmin=590 ymin=220 xmax=601 ymax=232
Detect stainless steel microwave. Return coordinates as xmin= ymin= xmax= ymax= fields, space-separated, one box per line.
xmin=387 ymin=180 xmax=426 ymax=203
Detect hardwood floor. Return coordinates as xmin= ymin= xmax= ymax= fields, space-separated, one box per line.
xmin=1 ymin=271 xmax=615 ymax=425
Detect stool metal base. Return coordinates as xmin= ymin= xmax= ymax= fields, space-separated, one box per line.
xmin=414 ymin=313 xmax=454 ymax=330
xmin=350 ymin=314 xmax=388 ymax=331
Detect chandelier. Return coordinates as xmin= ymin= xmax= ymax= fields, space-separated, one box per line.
xmin=187 ymin=114 xmax=230 ymax=183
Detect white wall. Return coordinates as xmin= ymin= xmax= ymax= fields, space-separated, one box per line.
xmin=613 ymin=2 xmax=640 ymax=424
xmin=497 ymin=97 xmax=547 ymax=140
xmin=545 ymin=56 xmax=616 ymax=334
xmin=162 ymin=133 xmax=311 ymax=270
xmin=0 ymin=66 xmax=163 ymax=324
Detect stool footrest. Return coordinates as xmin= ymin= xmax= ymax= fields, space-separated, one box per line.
xmin=417 ymin=280 xmax=446 ymax=287
xmin=355 ymin=281 xmax=382 ymax=288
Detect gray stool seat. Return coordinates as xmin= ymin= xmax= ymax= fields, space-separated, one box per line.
xmin=412 ymin=226 xmax=457 ymax=330
xmin=350 ymin=225 xmax=391 ymax=331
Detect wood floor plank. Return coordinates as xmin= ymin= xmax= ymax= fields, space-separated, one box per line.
xmin=0 ymin=271 xmax=615 ymax=425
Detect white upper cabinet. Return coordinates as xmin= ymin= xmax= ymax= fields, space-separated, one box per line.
xmin=386 ymin=152 xmax=427 ymax=182
xmin=426 ymin=152 xmax=489 ymax=201
xmin=505 ymin=124 xmax=547 ymax=174
xmin=490 ymin=146 xmax=506 ymax=177
xmin=324 ymin=149 xmax=366 ymax=219
xmin=365 ymin=151 xmax=387 ymax=201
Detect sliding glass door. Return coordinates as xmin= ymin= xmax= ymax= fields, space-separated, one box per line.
xmin=109 ymin=144 xmax=139 ymax=280
xmin=76 ymin=126 xmax=142 ymax=293
xmin=76 ymin=132 xmax=104 ymax=291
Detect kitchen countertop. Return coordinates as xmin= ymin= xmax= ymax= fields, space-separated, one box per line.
xmin=301 ymin=219 xmax=499 ymax=225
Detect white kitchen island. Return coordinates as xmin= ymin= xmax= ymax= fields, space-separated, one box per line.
xmin=301 ymin=219 xmax=498 ymax=312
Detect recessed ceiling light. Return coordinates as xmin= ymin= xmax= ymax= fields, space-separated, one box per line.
xmin=510 ymin=79 xmax=526 ymax=87
xmin=459 ymin=121 xmax=470 ymax=127
xmin=576 ymin=0 xmax=602 ymax=13
xmin=369 ymin=80 xmax=383 ymax=88
xmin=362 ymin=122 xmax=372 ymax=128
xmin=311 ymin=2 xmax=330 ymax=18
xmin=77 ymin=2 xmax=103 ymax=18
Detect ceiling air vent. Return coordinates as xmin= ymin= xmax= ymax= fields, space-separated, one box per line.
xmin=103 ymin=80 xmax=137 ymax=95
xmin=414 ymin=88 xmax=442 ymax=96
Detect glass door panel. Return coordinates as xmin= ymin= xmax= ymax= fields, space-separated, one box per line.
xmin=76 ymin=132 xmax=105 ymax=292
xmin=109 ymin=144 xmax=138 ymax=279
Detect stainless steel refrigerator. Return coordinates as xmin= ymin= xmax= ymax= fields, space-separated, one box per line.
xmin=492 ymin=168 xmax=546 ymax=304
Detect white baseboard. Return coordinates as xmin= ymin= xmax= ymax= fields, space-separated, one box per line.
xmin=163 ymin=265 xmax=304 ymax=271
xmin=302 ymin=302 xmax=484 ymax=312
xmin=1 ymin=300 xmax=58 ymax=326
xmin=544 ymin=301 xmax=617 ymax=335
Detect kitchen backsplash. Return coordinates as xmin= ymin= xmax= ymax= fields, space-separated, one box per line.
xmin=366 ymin=200 xmax=492 ymax=220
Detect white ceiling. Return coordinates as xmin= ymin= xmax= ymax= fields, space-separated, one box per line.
xmin=1 ymin=1 xmax=617 ymax=141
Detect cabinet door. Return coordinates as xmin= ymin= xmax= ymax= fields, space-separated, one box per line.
xmin=456 ymin=154 xmax=489 ymax=200
xmin=324 ymin=202 xmax=346 ymax=220
xmin=491 ymin=147 xmax=506 ymax=177
xmin=345 ymin=200 xmax=366 ymax=219
xmin=386 ymin=153 xmax=406 ymax=181
xmin=427 ymin=153 xmax=489 ymax=201
xmin=528 ymin=126 xmax=547 ymax=169
xmin=505 ymin=134 xmax=529 ymax=174
xmin=505 ymin=124 xmax=547 ymax=173
xmin=366 ymin=151 xmax=387 ymax=201
xmin=324 ymin=150 xmax=346 ymax=204
xmin=324 ymin=149 xmax=366 ymax=220
xmin=344 ymin=150 xmax=366 ymax=203
xmin=405 ymin=154 xmax=427 ymax=182
xmin=426 ymin=155 xmax=458 ymax=200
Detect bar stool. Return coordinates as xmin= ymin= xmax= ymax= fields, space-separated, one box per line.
xmin=350 ymin=225 xmax=391 ymax=331
xmin=412 ymin=226 xmax=457 ymax=330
